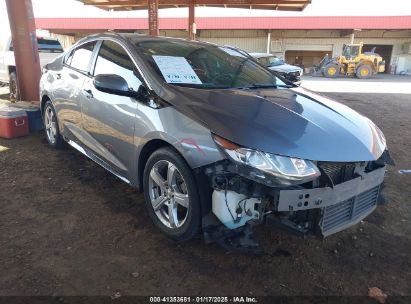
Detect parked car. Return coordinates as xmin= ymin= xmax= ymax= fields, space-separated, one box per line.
xmin=39 ymin=33 xmax=392 ymax=246
xmin=250 ymin=53 xmax=303 ymax=84
xmin=0 ymin=36 xmax=63 ymax=100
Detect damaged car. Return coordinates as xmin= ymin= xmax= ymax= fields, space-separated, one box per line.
xmin=40 ymin=33 xmax=393 ymax=248
xmin=249 ymin=52 xmax=303 ymax=84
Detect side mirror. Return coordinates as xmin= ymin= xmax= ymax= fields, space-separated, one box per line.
xmin=94 ymin=74 xmax=134 ymax=97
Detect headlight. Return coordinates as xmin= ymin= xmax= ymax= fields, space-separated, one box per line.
xmin=213 ymin=134 xmax=320 ymax=186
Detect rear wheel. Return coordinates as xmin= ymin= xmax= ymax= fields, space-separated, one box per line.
xmin=43 ymin=101 xmax=64 ymax=149
xmin=323 ymin=64 xmax=339 ymax=78
xmin=9 ymin=71 xmax=19 ymax=101
xmin=356 ymin=64 xmax=372 ymax=79
xmin=143 ymin=147 xmax=201 ymax=241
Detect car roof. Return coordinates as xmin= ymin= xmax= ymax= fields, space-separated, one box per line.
xmin=76 ymin=32 xmax=217 ymax=49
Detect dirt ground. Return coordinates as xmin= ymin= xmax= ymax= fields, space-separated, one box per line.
xmin=0 ymin=77 xmax=410 ymax=298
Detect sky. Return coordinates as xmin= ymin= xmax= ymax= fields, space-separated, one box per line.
xmin=1 ymin=0 xmax=411 ymax=37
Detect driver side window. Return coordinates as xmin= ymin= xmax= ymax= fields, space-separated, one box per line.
xmin=93 ymin=40 xmax=142 ymax=92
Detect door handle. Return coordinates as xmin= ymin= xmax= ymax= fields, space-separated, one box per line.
xmin=83 ymin=89 xmax=93 ymax=99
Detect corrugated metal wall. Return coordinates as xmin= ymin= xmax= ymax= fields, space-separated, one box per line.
xmin=198 ymin=29 xmax=267 ymax=52
xmin=49 ymin=33 xmax=75 ymax=50
xmin=196 ymin=30 xmax=411 ymax=66
xmin=199 ymin=37 xmax=267 ymax=52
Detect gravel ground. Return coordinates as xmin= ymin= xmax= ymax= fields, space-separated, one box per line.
xmin=0 ymin=77 xmax=410 ymax=298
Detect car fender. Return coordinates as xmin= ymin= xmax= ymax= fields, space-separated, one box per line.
xmin=135 ymin=107 xmax=225 ymax=171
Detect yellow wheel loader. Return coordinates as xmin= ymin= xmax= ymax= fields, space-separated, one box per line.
xmin=317 ymin=43 xmax=385 ymax=79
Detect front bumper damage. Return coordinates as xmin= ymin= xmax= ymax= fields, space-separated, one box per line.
xmin=277 ymin=166 xmax=385 ymax=236
xmin=276 ymin=70 xmax=302 ymax=84
xmin=201 ymin=158 xmax=388 ymax=252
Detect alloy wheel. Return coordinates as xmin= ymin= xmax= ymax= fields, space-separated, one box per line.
xmin=148 ymin=160 xmax=190 ymax=229
xmin=10 ymin=79 xmax=17 ymax=101
xmin=44 ymin=106 xmax=57 ymax=144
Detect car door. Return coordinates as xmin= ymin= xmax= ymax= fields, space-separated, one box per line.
xmin=52 ymin=40 xmax=98 ymax=143
xmin=81 ymin=39 xmax=144 ymax=180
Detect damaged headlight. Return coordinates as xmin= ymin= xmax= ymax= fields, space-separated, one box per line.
xmin=213 ymin=134 xmax=320 ymax=186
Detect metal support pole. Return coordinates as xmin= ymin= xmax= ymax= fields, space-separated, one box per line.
xmin=188 ymin=0 xmax=196 ymax=40
xmin=5 ymin=0 xmax=41 ymax=102
xmin=148 ymin=0 xmax=159 ymax=36
xmin=266 ymin=31 xmax=271 ymax=54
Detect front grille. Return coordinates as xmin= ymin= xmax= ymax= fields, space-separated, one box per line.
xmin=286 ymin=71 xmax=300 ymax=77
xmin=320 ymin=186 xmax=380 ymax=236
xmin=319 ymin=163 xmax=356 ymax=185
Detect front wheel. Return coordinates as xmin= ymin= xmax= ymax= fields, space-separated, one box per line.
xmin=323 ymin=64 xmax=340 ymax=78
xmin=143 ymin=147 xmax=201 ymax=241
xmin=9 ymin=71 xmax=19 ymax=101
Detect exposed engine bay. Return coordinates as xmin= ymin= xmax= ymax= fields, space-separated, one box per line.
xmin=201 ymin=149 xmax=392 ymax=252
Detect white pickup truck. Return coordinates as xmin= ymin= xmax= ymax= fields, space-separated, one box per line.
xmin=0 ymin=36 xmax=63 ymax=100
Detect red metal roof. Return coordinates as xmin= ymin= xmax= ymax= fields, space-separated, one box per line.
xmin=35 ymin=16 xmax=411 ymax=31
xmin=75 ymin=0 xmax=312 ymax=11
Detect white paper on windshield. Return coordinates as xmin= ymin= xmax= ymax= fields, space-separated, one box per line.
xmin=152 ymin=55 xmax=202 ymax=84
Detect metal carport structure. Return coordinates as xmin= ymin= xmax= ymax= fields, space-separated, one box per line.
xmin=5 ymin=0 xmax=310 ymax=101
xmin=79 ymin=0 xmax=311 ymax=39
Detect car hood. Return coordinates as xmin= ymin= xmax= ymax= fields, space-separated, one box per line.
xmin=269 ymin=64 xmax=301 ymax=73
xmin=162 ymin=86 xmax=386 ymax=162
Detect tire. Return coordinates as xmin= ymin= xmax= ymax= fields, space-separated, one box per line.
xmin=9 ymin=71 xmax=19 ymax=101
xmin=43 ymin=100 xmax=65 ymax=149
xmin=143 ymin=147 xmax=201 ymax=241
xmin=323 ymin=63 xmax=339 ymax=78
xmin=356 ymin=64 xmax=372 ymax=79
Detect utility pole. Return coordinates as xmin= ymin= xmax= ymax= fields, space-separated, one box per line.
xmin=5 ymin=0 xmax=41 ymax=102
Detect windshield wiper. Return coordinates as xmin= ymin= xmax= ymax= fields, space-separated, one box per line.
xmin=237 ymin=83 xmax=293 ymax=90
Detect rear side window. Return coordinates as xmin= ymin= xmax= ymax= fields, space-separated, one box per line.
xmin=65 ymin=41 xmax=97 ymax=73
xmin=37 ymin=38 xmax=63 ymax=53
xmin=93 ymin=40 xmax=142 ymax=91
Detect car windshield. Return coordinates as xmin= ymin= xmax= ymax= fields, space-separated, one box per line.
xmin=266 ymin=56 xmax=285 ymax=67
xmin=133 ymin=39 xmax=286 ymax=89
